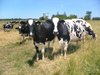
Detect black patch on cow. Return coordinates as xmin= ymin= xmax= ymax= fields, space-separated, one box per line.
xmin=76 ymin=20 xmax=80 ymax=23
xmin=57 ymin=20 xmax=70 ymax=42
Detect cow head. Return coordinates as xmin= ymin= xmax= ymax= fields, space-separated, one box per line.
xmin=52 ymin=17 xmax=59 ymax=35
xmin=27 ymin=19 xmax=35 ymax=37
xmin=85 ymin=26 xmax=96 ymax=38
xmin=19 ymin=21 xmax=27 ymax=34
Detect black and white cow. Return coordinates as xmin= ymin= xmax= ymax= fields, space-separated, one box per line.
xmin=52 ymin=17 xmax=85 ymax=59
xmin=3 ymin=22 xmax=14 ymax=32
xmin=3 ymin=22 xmax=11 ymax=32
xmin=15 ymin=21 xmax=29 ymax=39
xmin=72 ymin=19 xmax=97 ymax=39
xmin=28 ymin=20 xmax=55 ymax=61
xmin=15 ymin=19 xmax=35 ymax=40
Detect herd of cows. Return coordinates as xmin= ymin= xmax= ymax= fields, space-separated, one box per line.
xmin=2 ymin=17 xmax=97 ymax=61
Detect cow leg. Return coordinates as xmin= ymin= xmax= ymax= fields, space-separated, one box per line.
xmin=47 ymin=42 xmax=50 ymax=51
xmin=83 ymin=33 xmax=85 ymax=44
xmin=53 ymin=38 xmax=55 ymax=51
xmin=35 ymin=46 xmax=39 ymax=61
xmin=59 ymin=38 xmax=64 ymax=56
xmin=64 ymin=41 xmax=68 ymax=60
xmin=23 ymin=34 xmax=24 ymax=40
xmin=41 ymin=43 xmax=45 ymax=60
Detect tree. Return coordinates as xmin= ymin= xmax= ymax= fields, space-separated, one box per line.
xmin=84 ymin=11 xmax=92 ymax=20
xmin=39 ymin=16 xmax=45 ymax=20
xmin=63 ymin=12 xmax=66 ymax=16
xmin=92 ymin=17 xmax=100 ymax=20
xmin=69 ymin=14 xmax=77 ymax=19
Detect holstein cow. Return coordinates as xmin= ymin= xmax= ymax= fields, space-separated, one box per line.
xmin=15 ymin=19 xmax=35 ymax=40
xmin=52 ymin=17 xmax=85 ymax=59
xmin=3 ymin=22 xmax=14 ymax=31
xmin=65 ymin=19 xmax=85 ymax=47
xmin=28 ymin=20 xmax=55 ymax=61
xmin=3 ymin=22 xmax=11 ymax=32
xmin=72 ymin=19 xmax=97 ymax=39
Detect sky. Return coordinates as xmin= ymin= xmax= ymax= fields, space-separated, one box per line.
xmin=0 ymin=0 xmax=100 ymax=19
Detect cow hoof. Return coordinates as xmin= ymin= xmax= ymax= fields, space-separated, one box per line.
xmin=36 ymin=58 xmax=39 ymax=62
xmin=64 ymin=58 xmax=66 ymax=60
xmin=61 ymin=54 xmax=63 ymax=56
xmin=42 ymin=58 xmax=44 ymax=61
xmin=64 ymin=57 xmax=66 ymax=60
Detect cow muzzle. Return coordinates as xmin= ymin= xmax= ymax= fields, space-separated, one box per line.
xmin=53 ymin=31 xmax=59 ymax=35
xmin=29 ymin=32 xmax=33 ymax=36
xmin=29 ymin=32 xmax=35 ymax=37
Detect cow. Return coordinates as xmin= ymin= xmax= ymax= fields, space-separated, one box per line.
xmin=15 ymin=19 xmax=35 ymax=40
xmin=72 ymin=19 xmax=97 ymax=39
xmin=3 ymin=22 xmax=14 ymax=32
xmin=52 ymin=17 xmax=85 ymax=59
xmin=28 ymin=19 xmax=55 ymax=61
xmin=3 ymin=22 xmax=11 ymax=32
xmin=65 ymin=19 xmax=85 ymax=47
xmin=15 ymin=21 xmax=29 ymax=40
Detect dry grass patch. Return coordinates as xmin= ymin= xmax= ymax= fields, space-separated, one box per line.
xmin=0 ymin=31 xmax=22 ymax=46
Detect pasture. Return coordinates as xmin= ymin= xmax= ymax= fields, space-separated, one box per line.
xmin=0 ymin=20 xmax=100 ymax=75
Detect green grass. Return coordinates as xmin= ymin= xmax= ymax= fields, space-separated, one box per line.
xmin=0 ymin=20 xmax=100 ymax=75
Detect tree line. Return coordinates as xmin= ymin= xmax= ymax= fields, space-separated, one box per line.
xmin=39 ymin=11 xmax=100 ymax=20
xmin=0 ymin=11 xmax=100 ymax=21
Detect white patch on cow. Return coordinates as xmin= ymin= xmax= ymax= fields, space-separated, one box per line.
xmin=59 ymin=38 xmax=64 ymax=46
xmin=34 ymin=42 xmax=42 ymax=47
xmin=41 ymin=44 xmax=45 ymax=60
xmin=19 ymin=26 xmax=21 ymax=29
xmin=28 ymin=19 xmax=33 ymax=26
xmin=52 ymin=17 xmax=59 ymax=32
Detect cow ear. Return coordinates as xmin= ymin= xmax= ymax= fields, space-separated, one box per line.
xmin=59 ymin=20 xmax=65 ymax=24
xmin=35 ymin=21 xmax=41 ymax=25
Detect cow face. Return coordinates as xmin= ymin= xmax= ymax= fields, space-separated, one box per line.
xmin=85 ymin=26 xmax=96 ymax=38
xmin=18 ymin=26 xmax=22 ymax=34
xmin=27 ymin=19 xmax=35 ymax=37
xmin=52 ymin=17 xmax=59 ymax=35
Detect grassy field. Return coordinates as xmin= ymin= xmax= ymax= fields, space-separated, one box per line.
xmin=0 ymin=20 xmax=100 ymax=75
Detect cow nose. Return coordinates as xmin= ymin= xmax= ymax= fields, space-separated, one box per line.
xmin=53 ymin=31 xmax=59 ymax=35
xmin=29 ymin=33 xmax=33 ymax=36
xmin=29 ymin=33 xmax=35 ymax=37
xmin=30 ymin=32 xmax=32 ymax=35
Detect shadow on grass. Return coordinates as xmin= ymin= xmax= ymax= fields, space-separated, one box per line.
xmin=27 ymin=44 xmax=79 ymax=66
xmin=17 ymin=38 xmax=32 ymax=44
